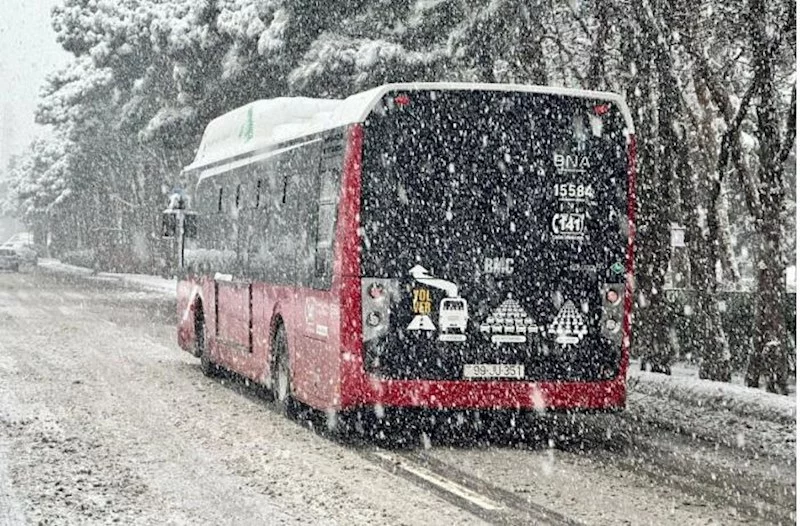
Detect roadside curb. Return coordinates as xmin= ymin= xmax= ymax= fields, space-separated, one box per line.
xmin=36 ymin=259 xmax=176 ymax=296
xmin=629 ymin=369 xmax=796 ymax=426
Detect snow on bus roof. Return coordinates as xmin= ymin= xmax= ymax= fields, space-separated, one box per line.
xmin=186 ymin=82 xmax=634 ymax=173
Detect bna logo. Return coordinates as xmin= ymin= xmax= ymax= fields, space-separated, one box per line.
xmin=553 ymin=153 xmax=590 ymax=171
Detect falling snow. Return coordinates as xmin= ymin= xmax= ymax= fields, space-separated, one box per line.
xmin=0 ymin=1 xmax=796 ymax=525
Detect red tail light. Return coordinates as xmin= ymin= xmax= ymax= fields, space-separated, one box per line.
xmin=593 ymin=103 xmax=610 ymax=116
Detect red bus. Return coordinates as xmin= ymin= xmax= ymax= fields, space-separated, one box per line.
xmin=170 ymin=83 xmax=636 ymax=420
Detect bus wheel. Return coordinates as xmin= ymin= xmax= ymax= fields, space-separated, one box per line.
xmin=271 ymin=324 xmax=295 ymax=416
xmin=196 ymin=308 xmax=218 ymax=377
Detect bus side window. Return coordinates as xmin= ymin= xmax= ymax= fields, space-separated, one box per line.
xmin=257 ymin=154 xmax=298 ymax=285
xmin=187 ymin=176 xmax=221 ymax=274
xmin=313 ymin=134 xmax=344 ymax=288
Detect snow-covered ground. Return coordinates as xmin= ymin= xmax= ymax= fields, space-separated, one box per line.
xmin=0 ymin=269 xmax=793 ymax=524
xmin=3 ymin=272 xmax=791 ymax=525
xmin=627 ymin=362 xmax=795 ymax=462
xmin=631 ymin=362 xmax=795 ymax=423
xmin=33 ymin=258 xmax=798 ymax=454
xmin=0 ymin=440 xmax=26 ymax=525
xmin=37 ymin=258 xmax=176 ymax=296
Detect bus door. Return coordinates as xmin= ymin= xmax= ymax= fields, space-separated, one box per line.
xmin=214 ymin=273 xmax=253 ymax=354
xmin=213 ymin=176 xmax=254 ymax=356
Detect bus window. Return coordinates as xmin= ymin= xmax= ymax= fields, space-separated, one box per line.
xmin=246 ymin=149 xmax=305 ymax=285
xmin=313 ymin=134 xmax=344 ymax=288
xmin=314 ymin=204 xmax=335 ymax=277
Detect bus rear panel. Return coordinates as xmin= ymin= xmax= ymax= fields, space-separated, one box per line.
xmin=341 ymin=89 xmax=634 ymax=411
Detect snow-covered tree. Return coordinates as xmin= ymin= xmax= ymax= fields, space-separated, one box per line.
xmin=5 ymin=0 xmax=795 ymax=388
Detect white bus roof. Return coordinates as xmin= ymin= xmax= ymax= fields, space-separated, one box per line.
xmin=186 ymin=82 xmax=635 ymax=173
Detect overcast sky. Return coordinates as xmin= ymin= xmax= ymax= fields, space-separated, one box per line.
xmin=0 ymin=0 xmax=70 ymax=168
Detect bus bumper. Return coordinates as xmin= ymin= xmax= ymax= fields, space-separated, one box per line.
xmin=340 ymin=374 xmax=627 ymax=412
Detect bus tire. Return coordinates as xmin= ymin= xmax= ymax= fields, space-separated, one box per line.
xmin=271 ymin=323 xmax=295 ymax=417
xmin=196 ymin=307 xmax=218 ymax=377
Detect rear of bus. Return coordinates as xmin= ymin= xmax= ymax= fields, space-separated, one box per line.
xmin=340 ymin=86 xmax=635 ymax=412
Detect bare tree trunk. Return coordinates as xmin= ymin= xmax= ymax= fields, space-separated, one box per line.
xmin=654 ymin=0 xmax=735 ymax=381
xmin=513 ymin=1 xmax=548 ymax=85
xmin=586 ymin=0 xmax=610 ymax=90
xmin=692 ymin=80 xmax=733 ymax=380
xmin=622 ymin=5 xmax=673 ymax=373
xmin=644 ymin=0 xmax=730 ymax=375
xmin=745 ymin=0 xmax=790 ymax=393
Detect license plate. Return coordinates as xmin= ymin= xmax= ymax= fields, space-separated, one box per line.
xmin=463 ymin=364 xmax=524 ymax=379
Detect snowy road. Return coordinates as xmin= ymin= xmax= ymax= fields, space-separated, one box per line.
xmin=0 ymin=272 xmax=794 ymax=525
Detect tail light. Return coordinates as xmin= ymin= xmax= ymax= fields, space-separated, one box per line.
xmin=362 ymin=278 xmax=399 ymax=376
xmin=368 ymin=283 xmax=385 ymax=299
xmin=605 ymin=289 xmax=621 ymax=305
xmin=366 ymin=311 xmax=382 ymax=327
xmin=600 ymin=283 xmax=624 ymax=342
xmin=361 ymin=278 xmax=399 ymax=342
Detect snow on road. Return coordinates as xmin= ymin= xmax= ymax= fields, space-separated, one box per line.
xmin=0 ymin=441 xmax=26 ymax=526
xmin=0 ymin=270 xmax=794 ymax=524
xmin=0 ymin=273 xmax=483 ymax=525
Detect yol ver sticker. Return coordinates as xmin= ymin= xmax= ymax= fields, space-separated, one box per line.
xmin=407 ymin=287 xmax=435 ymax=331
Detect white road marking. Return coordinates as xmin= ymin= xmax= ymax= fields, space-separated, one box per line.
xmin=374 ymin=452 xmax=504 ymax=511
xmin=0 ymin=441 xmax=26 ymax=525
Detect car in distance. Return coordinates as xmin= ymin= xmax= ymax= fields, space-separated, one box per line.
xmin=0 ymin=248 xmax=20 ymax=272
xmin=14 ymin=245 xmax=38 ymax=266
xmin=0 ymin=242 xmax=38 ymax=266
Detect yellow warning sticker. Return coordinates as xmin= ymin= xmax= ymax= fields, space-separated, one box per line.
xmin=412 ymin=288 xmax=432 ymax=315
